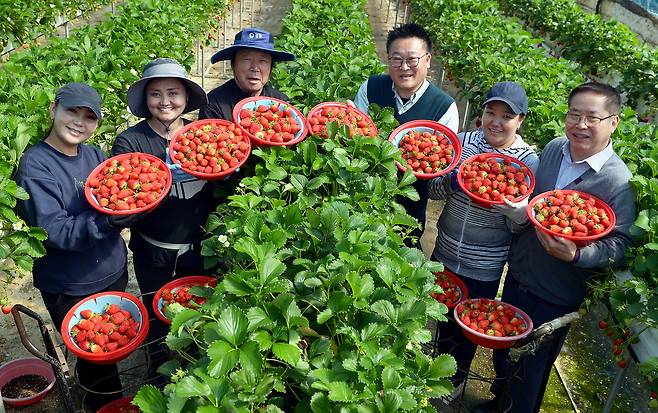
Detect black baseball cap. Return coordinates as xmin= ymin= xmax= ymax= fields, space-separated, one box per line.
xmin=483 ymin=81 xmax=528 ymax=115
xmin=55 ymin=82 xmax=102 ymax=120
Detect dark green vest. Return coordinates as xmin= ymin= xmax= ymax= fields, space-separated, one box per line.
xmin=366 ymin=74 xmax=454 ymax=123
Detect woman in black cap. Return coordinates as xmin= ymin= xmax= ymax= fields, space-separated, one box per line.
xmin=199 ymin=27 xmax=295 ymax=120
xmin=427 ymin=81 xmax=539 ymax=400
xmin=15 ymin=82 xmax=129 ymax=410
xmin=111 ymin=58 xmax=211 ymax=371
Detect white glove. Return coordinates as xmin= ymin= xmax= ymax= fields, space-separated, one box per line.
xmin=492 ymin=196 xmax=529 ymax=224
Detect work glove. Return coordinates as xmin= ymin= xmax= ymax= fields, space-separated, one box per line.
xmin=491 ymin=196 xmax=529 ymax=224
xmin=108 ymin=211 xmax=148 ymax=229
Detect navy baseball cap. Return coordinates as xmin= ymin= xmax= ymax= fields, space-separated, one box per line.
xmin=483 ymin=81 xmax=528 ymax=115
xmin=210 ymin=27 xmax=295 ymax=64
xmin=55 ymin=82 xmax=102 ymax=120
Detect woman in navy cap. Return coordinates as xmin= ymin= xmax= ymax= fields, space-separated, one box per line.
xmin=111 ymin=58 xmax=212 ymax=372
xmin=426 ymin=81 xmax=539 ymax=400
xmin=199 ymin=27 xmax=295 ymax=120
xmin=15 ymin=82 xmax=130 ymax=410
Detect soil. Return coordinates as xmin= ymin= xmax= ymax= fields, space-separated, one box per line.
xmin=2 ymin=375 xmax=50 ymax=399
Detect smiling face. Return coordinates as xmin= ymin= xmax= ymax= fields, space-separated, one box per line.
xmin=387 ymin=37 xmax=431 ymax=99
xmin=481 ymin=101 xmax=525 ymax=149
xmin=232 ymin=49 xmax=273 ymax=96
xmin=145 ymin=78 xmax=188 ymax=125
xmin=46 ymin=103 xmax=99 ymax=155
xmin=566 ymin=91 xmax=619 ymax=161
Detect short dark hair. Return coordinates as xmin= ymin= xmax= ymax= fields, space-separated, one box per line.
xmin=568 ymin=82 xmax=621 ymax=114
xmin=386 ymin=23 xmax=432 ymax=54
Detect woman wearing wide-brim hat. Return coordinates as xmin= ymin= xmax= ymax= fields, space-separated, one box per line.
xmin=111 ymin=58 xmax=214 ymax=370
xmin=199 ymin=27 xmax=295 ymax=120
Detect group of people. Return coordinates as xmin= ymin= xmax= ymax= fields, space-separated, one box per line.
xmin=13 ymin=20 xmax=635 ymax=413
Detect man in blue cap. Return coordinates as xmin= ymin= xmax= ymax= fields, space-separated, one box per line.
xmin=199 ymin=28 xmax=295 ymax=120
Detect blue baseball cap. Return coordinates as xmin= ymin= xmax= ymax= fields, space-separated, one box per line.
xmin=210 ymin=28 xmax=295 ymax=64
xmin=483 ymin=81 xmax=528 ymax=115
xmin=55 ymin=82 xmax=102 ymax=120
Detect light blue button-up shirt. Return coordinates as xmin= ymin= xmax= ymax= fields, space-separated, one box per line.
xmin=555 ymin=139 xmax=614 ymax=189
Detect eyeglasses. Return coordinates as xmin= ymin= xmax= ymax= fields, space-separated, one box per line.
xmin=388 ymin=53 xmax=428 ymax=69
xmin=565 ymin=112 xmax=616 ymax=126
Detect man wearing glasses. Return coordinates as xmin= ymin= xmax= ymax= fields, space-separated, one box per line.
xmin=475 ymin=82 xmax=636 ymax=413
xmin=354 ymin=23 xmax=459 ymax=247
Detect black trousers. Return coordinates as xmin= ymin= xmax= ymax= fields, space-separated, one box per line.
xmin=490 ymin=275 xmax=578 ymax=413
xmin=397 ymin=179 xmax=429 ymax=247
xmin=40 ymin=270 xmax=128 ymax=411
xmin=129 ymin=233 xmax=209 ymax=373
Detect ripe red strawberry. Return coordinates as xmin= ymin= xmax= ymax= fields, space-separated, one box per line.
xmin=598 ymin=320 xmax=608 ymax=329
xmin=89 ymin=344 xmax=103 ymax=354
xmin=1 ymin=305 xmax=11 ymax=315
xmin=106 ymin=304 xmax=120 ymax=315
xmin=80 ymin=309 xmax=93 ymax=319
xmin=110 ymin=312 xmax=126 ymax=325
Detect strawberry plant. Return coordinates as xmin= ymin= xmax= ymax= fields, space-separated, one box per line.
xmin=270 ymin=0 xmax=385 ymax=113
xmin=133 ymin=126 xmax=457 ymax=412
xmin=0 ymin=0 xmax=230 ymax=307
xmin=0 ymin=0 xmax=112 ymax=50
xmin=496 ymin=0 xmax=658 ymax=115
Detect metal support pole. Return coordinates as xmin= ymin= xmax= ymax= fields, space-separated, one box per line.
xmin=223 ymin=19 xmax=228 ymax=76
xmin=64 ymin=22 xmax=69 ymax=38
xmin=231 ymin=3 xmax=236 ymax=27
xmin=240 ymin=0 xmax=244 ymax=30
xmin=394 ymin=0 xmax=401 ymax=26
xmin=386 ymin=0 xmax=391 ymax=22
xmin=403 ymin=3 xmax=408 ymax=23
xmin=461 ymin=100 xmax=470 ymax=132
xmin=196 ymin=41 xmax=200 ymax=75
xmin=111 ymin=2 xmax=115 ymax=14
xmin=251 ymin=0 xmax=254 ymax=26
xmin=439 ymin=67 xmax=445 ymax=88
xmin=380 ymin=0 xmax=385 ymax=8
xmin=602 ymin=366 xmax=627 ymax=413
xmin=201 ymin=45 xmax=205 ymax=90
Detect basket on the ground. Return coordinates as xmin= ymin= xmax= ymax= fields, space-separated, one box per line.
xmin=0 ymin=357 xmax=56 ymax=407
xmin=152 ymin=275 xmax=218 ymax=324
xmin=432 ymin=269 xmax=468 ymax=309
xmin=454 ymin=298 xmax=533 ymax=349
xmin=61 ymin=291 xmax=149 ymax=364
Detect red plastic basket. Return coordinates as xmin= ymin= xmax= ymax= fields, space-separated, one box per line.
xmin=454 ymin=298 xmax=533 ymax=349
xmin=0 ymin=358 xmax=56 ymax=407
xmin=169 ymin=119 xmax=250 ymax=180
xmin=307 ymin=102 xmax=378 ymax=138
xmin=152 ymin=276 xmax=218 ymax=324
xmin=432 ymin=269 xmax=468 ymax=309
xmin=97 ymin=396 xmax=139 ymax=413
xmin=61 ymin=291 xmax=149 ymax=364
xmin=388 ymin=120 xmax=462 ymax=180
xmin=528 ymin=189 xmax=616 ymax=247
xmin=232 ymin=96 xmax=308 ymax=146
xmin=85 ymin=153 xmax=172 ymax=216
xmin=457 ymin=152 xmax=535 ymax=208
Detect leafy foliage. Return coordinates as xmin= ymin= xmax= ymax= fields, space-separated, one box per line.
xmin=496 ymin=0 xmax=658 ymax=115
xmin=0 ymin=0 xmax=111 ymax=50
xmin=135 ymin=128 xmax=456 ymax=412
xmin=0 ymin=0 xmax=230 ymax=304
xmin=270 ymin=0 xmax=385 ymax=113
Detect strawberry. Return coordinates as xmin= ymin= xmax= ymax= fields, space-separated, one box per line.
xmin=80 ymin=309 xmax=93 ymax=319
xmin=106 ymin=304 xmax=120 ymax=315
xmin=110 ymin=312 xmax=126 ymax=325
